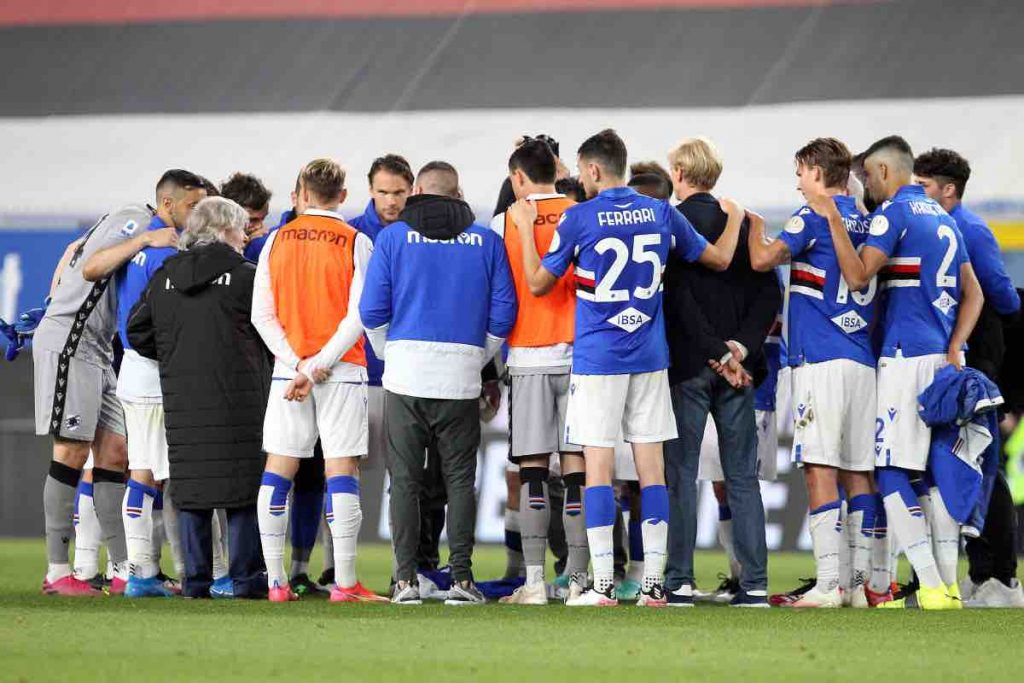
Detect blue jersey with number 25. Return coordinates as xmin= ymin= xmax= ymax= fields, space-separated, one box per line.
xmin=541 ymin=186 xmax=708 ymax=375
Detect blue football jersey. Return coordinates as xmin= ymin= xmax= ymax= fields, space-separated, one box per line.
xmin=865 ymin=184 xmax=970 ymax=358
xmin=778 ymin=195 xmax=876 ymax=368
xmin=541 ymin=186 xmax=708 ymax=375
xmin=116 ymin=216 xmax=177 ymax=350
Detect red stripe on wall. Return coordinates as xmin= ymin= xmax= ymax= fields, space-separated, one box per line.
xmin=0 ymin=0 xmax=888 ymax=27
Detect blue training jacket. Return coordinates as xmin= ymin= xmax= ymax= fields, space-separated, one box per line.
xmin=919 ymin=365 xmax=1004 ymax=534
xmin=359 ymin=194 xmax=516 ymax=400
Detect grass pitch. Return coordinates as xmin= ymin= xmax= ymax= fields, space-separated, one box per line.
xmin=0 ymin=539 xmax=1021 ymax=682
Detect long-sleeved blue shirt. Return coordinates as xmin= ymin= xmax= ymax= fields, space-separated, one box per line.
xmin=348 ymin=200 xmax=387 ymax=387
xmin=950 ymin=203 xmax=1020 ymax=315
xmin=360 ymin=211 xmax=516 ymax=400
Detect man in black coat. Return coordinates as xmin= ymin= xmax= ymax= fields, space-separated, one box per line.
xmin=661 ymin=138 xmax=780 ymax=607
xmin=128 ymin=197 xmax=271 ymax=599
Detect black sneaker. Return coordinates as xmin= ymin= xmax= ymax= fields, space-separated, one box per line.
xmin=291 ymin=573 xmax=328 ymax=598
xmin=316 ymin=568 xmax=335 ymax=590
xmin=667 ymin=583 xmax=695 ymax=607
xmin=445 ymin=580 xmax=486 ymax=605
xmin=730 ymin=588 xmax=770 ymax=608
xmin=711 ymin=574 xmax=740 ymax=604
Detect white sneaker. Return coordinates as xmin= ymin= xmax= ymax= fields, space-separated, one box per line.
xmin=958 ymin=576 xmax=979 ymax=602
xmin=566 ymin=586 xmax=618 ymax=607
xmin=416 ymin=573 xmax=448 ymax=601
xmin=791 ymin=585 xmax=842 ymax=608
xmin=500 ymin=581 xmax=548 ymax=605
xmin=391 ymin=581 xmax=423 ymax=605
xmin=846 ymin=585 xmax=869 ymax=609
xmin=564 ymin=573 xmax=587 ymax=604
xmin=965 ymin=578 xmax=1024 ymax=608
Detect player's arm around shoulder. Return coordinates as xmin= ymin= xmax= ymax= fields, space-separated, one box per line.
xmin=809 ymin=191 xmax=885 ymax=290
xmin=82 ymin=208 xmax=177 ymax=282
xmin=748 ymin=209 xmax=793 ymax=272
xmin=697 ymin=197 xmax=745 ymax=271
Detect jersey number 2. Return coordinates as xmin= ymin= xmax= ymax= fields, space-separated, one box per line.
xmin=593 ymin=235 xmax=662 ymax=302
xmin=936 ymin=225 xmax=958 ymax=288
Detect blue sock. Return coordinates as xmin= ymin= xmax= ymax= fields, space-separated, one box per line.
xmin=718 ymin=504 xmax=732 ymax=522
xmin=876 ymin=467 xmax=921 ymax=516
xmin=260 ymin=472 xmax=292 ymax=517
xmin=583 ymin=486 xmax=616 ymax=590
xmin=849 ymin=494 xmax=874 ymax=537
xmin=639 ymin=485 xmax=669 ymax=586
xmin=290 ymin=487 xmax=324 ymax=553
xmin=583 ymin=486 xmax=616 ymax=529
xmin=628 ymin=517 xmax=644 ymax=563
xmin=125 ymin=479 xmax=159 ymax=519
xmin=74 ymin=481 xmax=93 ymax=525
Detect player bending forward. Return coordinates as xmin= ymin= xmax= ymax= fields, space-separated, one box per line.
xmin=515 ymin=129 xmax=742 ymax=606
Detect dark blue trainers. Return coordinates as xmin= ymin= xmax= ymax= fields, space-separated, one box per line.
xmin=667 ymin=583 xmax=695 ymax=607
xmin=730 ymin=588 xmax=769 ymax=608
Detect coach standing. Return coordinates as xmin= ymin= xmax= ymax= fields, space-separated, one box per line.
xmin=662 ymin=138 xmax=779 ymax=606
xmin=127 ymin=197 xmax=270 ymax=599
xmin=360 ymin=162 xmax=517 ymax=605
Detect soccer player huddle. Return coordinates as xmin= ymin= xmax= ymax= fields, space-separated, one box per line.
xmin=19 ymin=126 xmax=1022 ymax=609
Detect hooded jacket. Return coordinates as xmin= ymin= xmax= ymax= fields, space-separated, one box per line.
xmin=127 ymin=241 xmax=270 ymax=509
xmin=359 ymin=194 xmax=516 ymax=400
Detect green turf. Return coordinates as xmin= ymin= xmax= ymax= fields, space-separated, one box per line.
xmin=0 ymin=539 xmax=1020 ymax=682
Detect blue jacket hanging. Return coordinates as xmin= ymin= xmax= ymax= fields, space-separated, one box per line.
xmin=918 ymin=365 xmax=1003 ymax=536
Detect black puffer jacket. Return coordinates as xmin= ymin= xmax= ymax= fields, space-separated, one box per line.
xmin=127 ymin=242 xmax=270 ymax=509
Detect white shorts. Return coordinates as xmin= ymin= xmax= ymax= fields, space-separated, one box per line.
xmin=791 ymin=359 xmax=876 ymax=472
xmin=263 ymin=380 xmax=368 ymax=459
xmin=121 ymin=400 xmax=170 ymax=480
xmin=564 ymin=370 xmax=677 ymax=448
xmin=697 ymin=411 xmax=778 ymax=482
xmin=876 ymin=352 xmax=948 ymax=471
xmin=613 ymin=439 xmax=638 ymax=481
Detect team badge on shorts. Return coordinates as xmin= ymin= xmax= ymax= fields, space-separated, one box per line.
xmin=794 ymin=403 xmax=814 ymax=429
xmin=64 ymin=415 xmax=82 ymax=432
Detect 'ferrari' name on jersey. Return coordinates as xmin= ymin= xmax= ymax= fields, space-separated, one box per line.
xmin=597 ymin=208 xmax=657 ymax=226
xmin=541 ymin=187 xmax=708 ymax=375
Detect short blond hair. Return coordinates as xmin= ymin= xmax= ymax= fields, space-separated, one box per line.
xmin=668 ymin=137 xmax=723 ymax=191
xmin=300 ymin=158 xmax=346 ymax=201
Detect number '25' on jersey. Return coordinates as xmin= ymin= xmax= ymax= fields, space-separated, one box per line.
xmin=865 ymin=184 xmax=969 ymax=359
xmin=541 ymin=186 xmax=708 ymax=375
xmin=778 ymin=194 xmax=876 ymax=369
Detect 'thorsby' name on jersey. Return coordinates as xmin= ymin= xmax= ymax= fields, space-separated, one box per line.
xmin=778 ymin=195 xmax=876 ymax=369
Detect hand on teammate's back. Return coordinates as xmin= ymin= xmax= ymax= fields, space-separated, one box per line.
xmin=144 ymin=227 xmax=179 ymax=249
xmin=717 ymin=196 xmax=744 ymax=219
xmin=509 ymin=198 xmax=538 ymax=231
xmin=803 ymin=187 xmax=838 ymax=219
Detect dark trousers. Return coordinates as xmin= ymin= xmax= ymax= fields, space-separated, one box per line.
xmin=386 ymin=391 xmax=479 ymax=583
xmin=966 ymin=469 xmax=1020 ymax=585
xmin=180 ymin=505 xmax=265 ymax=598
xmin=664 ymin=368 xmax=767 ymax=592
xmin=416 ymin=440 xmax=448 ymax=571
